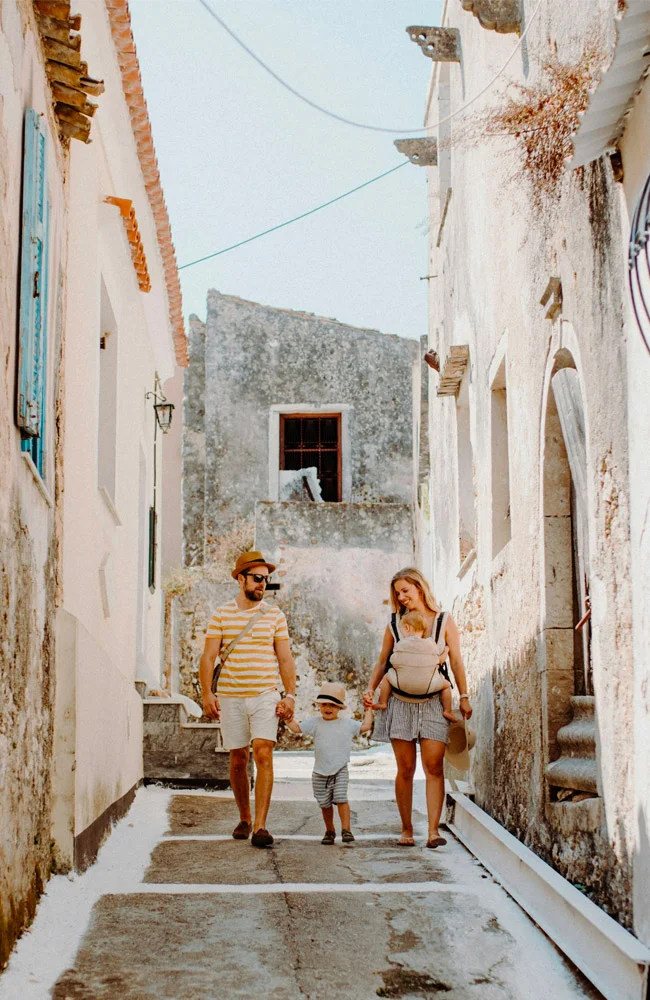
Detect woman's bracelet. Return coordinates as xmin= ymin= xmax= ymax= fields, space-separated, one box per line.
xmin=459 ymin=694 xmax=470 ymax=701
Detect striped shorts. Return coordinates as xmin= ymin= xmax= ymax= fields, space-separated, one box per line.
xmin=372 ymin=693 xmax=450 ymax=745
xmin=312 ymin=766 xmax=350 ymax=808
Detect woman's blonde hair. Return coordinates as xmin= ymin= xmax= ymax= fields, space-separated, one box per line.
xmin=390 ymin=567 xmax=440 ymax=615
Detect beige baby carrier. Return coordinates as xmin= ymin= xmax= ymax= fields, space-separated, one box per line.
xmin=386 ymin=611 xmax=450 ymax=703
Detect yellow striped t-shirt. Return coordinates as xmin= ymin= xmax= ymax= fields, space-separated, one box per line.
xmin=206 ymin=601 xmax=289 ymax=697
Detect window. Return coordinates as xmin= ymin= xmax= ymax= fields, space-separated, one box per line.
xmin=456 ymin=372 xmax=476 ymax=563
xmin=98 ymin=281 xmax=118 ymax=499
xmin=17 ymin=109 xmax=50 ymax=478
xmin=280 ymin=414 xmax=341 ymax=502
xmin=490 ymin=358 xmax=511 ymax=556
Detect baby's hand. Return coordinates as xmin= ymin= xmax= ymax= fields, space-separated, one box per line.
xmin=438 ymin=645 xmax=450 ymax=664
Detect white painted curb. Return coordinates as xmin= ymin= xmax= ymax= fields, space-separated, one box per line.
xmin=448 ymin=793 xmax=650 ymax=1000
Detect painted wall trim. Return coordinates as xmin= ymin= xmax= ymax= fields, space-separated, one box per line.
xmin=447 ymin=792 xmax=650 ymax=1000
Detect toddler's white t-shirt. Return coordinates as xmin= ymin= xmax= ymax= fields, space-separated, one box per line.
xmin=299 ymin=716 xmax=362 ymax=775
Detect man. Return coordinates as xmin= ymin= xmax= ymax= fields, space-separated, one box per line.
xmin=200 ymin=550 xmax=296 ymax=848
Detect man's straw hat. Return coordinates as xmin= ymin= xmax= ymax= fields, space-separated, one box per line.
xmin=316 ymin=682 xmax=346 ymax=707
xmin=445 ymin=719 xmax=476 ymax=771
xmin=231 ymin=550 xmax=276 ymax=581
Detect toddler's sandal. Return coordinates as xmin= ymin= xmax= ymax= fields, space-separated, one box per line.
xmin=341 ymin=829 xmax=355 ymax=843
xmin=321 ymin=829 xmax=336 ymax=845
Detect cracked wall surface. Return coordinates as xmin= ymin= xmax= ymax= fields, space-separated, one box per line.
xmin=183 ymin=291 xmax=418 ymax=566
xmin=421 ymin=0 xmax=636 ymax=930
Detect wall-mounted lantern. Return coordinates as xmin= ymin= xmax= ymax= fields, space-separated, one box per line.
xmin=144 ymin=377 xmax=173 ymax=591
xmin=153 ymin=399 xmax=175 ymax=434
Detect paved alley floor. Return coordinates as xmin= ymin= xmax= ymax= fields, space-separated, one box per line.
xmin=1 ymin=749 xmax=601 ymax=1000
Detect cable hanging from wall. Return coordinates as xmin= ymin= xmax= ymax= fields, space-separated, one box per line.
xmin=196 ymin=0 xmax=543 ymax=135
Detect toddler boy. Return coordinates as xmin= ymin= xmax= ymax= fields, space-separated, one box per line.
xmin=286 ymin=682 xmax=373 ymax=844
xmin=373 ymin=610 xmax=457 ymax=722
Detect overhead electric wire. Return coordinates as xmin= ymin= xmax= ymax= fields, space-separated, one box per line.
xmin=180 ymin=0 xmax=544 ymax=270
xmin=196 ymin=0 xmax=543 ymax=135
xmin=178 ymin=160 xmax=408 ymax=270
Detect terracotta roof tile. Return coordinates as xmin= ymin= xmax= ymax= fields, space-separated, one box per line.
xmin=104 ymin=0 xmax=188 ymax=367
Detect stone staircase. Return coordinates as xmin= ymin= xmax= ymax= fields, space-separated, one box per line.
xmin=545 ymin=695 xmax=598 ymax=799
xmin=141 ymin=695 xmax=233 ymax=787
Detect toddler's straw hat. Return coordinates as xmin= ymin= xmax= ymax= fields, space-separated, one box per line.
xmin=316 ymin=682 xmax=346 ymax=707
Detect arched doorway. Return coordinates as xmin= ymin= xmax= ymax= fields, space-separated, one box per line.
xmin=541 ymin=354 xmax=597 ymax=801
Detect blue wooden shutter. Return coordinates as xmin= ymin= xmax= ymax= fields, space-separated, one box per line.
xmin=17 ymin=109 xmax=47 ymax=443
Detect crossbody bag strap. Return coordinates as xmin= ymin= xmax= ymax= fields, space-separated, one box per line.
xmin=211 ymin=608 xmax=271 ymax=694
xmin=434 ymin=611 xmax=454 ymax=688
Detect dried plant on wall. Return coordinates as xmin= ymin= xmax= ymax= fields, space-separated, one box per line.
xmin=452 ymin=40 xmax=607 ymax=210
xmin=163 ymin=518 xmax=255 ymax=596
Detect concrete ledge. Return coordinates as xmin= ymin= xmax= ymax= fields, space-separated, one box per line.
xmin=447 ymin=793 xmax=650 ymax=1000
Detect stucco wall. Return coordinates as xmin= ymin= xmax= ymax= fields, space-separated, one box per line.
xmin=184 ymin=291 xmax=418 ymax=565
xmin=256 ymin=501 xmax=414 ymax=715
xmin=51 ymin=0 xmax=178 ymax=866
xmin=620 ymin=69 xmax=650 ymax=947
xmin=171 ymin=502 xmax=413 ymax=722
xmin=0 ymin=4 xmax=67 ymax=966
xmin=420 ymin=0 xmax=635 ymax=928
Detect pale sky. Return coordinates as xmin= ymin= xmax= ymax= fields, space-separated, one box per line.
xmin=130 ymin=1 xmax=443 ymax=341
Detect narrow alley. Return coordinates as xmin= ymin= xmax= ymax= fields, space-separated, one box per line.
xmin=1 ymin=752 xmax=598 ymax=1000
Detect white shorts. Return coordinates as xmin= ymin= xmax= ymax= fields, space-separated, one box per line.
xmin=219 ymin=689 xmax=281 ymax=750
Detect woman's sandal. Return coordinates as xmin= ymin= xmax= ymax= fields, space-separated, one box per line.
xmin=426 ymin=836 xmax=447 ymax=849
xmin=397 ymin=835 xmax=416 ymax=846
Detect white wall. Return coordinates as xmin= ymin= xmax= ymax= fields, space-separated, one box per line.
xmin=52 ymin=0 xmax=177 ymax=852
xmin=419 ymin=0 xmax=636 ymax=929
xmin=620 ymin=74 xmax=650 ymax=948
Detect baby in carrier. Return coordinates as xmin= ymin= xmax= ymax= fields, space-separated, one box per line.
xmin=373 ymin=610 xmax=457 ymax=722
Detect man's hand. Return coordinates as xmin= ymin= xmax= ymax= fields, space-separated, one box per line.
xmin=202 ymin=691 xmax=220 ymax=720
xmin=276 ymin=697 xmax=295 ymax=722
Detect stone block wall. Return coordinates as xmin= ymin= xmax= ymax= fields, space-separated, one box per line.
xmin=170 ymin=501 xmax=414 ymax=725
xmin=255 ymin=500 xmax=414 ymax=717
xmin=183 ymin=292 xmax=418 ymax=565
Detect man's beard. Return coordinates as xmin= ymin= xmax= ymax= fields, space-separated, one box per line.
xmin=244 ymin=588 xmax=264 ymax=602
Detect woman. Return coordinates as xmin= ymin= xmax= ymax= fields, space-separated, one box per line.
xmin=363 ymin=568 xmax=472 ymax=848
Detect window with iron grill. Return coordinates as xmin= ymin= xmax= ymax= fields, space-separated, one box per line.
xmin=280 ymin=414 xmax=341 ymax=502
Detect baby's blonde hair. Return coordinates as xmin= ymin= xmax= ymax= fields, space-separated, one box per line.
xmin=401 ymin=610 xmax=427 ymax=633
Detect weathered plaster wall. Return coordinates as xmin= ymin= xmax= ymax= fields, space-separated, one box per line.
xmin=0 ymin=3 xmax=67 ymax=965
xmin=51 ymin=0 xmax=179 ymax=867
xmin=184 ymin=292 xmax=418 ymax=563
xmin=256 ymin=501 xmax=414 ymax=715
xmin=620 ymin=70 xmax=650 ymax=948
xmin=171 ymin=503 xmax=414 ymax=723
xmin=420 ymin=0 xmax=634 ymax=927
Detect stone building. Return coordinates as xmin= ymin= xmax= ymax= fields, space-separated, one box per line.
xmin=0 ymin=0 xmax=185 ymax=965
xmin=179 ymin=292 xmax=417 ymax=713
xmin=413 ymin=0 xmax=650 ymax=952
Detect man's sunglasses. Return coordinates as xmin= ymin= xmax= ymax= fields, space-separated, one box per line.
xmin=244 ymin=572 xmax=271 ymax=584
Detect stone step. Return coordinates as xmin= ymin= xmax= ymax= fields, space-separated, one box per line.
xmin=142 ymin=698 xmax=240 ymax=787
